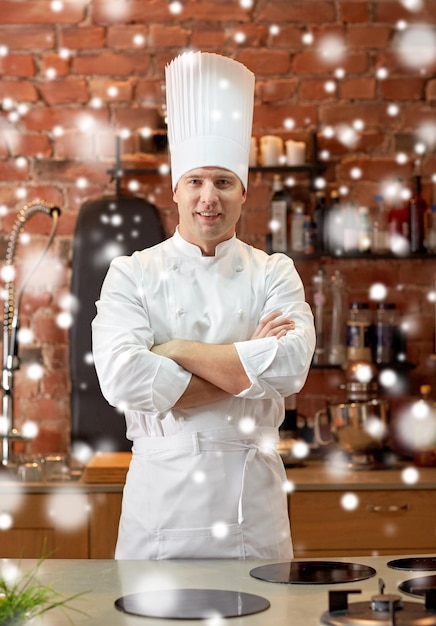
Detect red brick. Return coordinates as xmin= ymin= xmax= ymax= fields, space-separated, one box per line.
xmin=60 ymin=25 xmax=106 ymax=50
xmin=0 ymin=26 xmax=55 ymax=49
xmin=148 ymin=24 xmax=189 ymax=48
xmin=89 ymin=78 xmax=133 ymax=102
xmin=257 ymin=0 xmax=335 ymax=23
xmin=0 ymin=53 xmax=35 ymax=77
xmin=257 ymin=79 xmax=298 ymax=103
xmin=191 ymin=28 xmax=227 ymax=48
xmin=298 ymin=79 xmax=338 ymax=101
xmin=254 ymin=103 xmax=318 ymax=131
xmin=33 ymin=158 xmax=109 ymax=185
xmin=40 ymin=53 xmax=70 ymax=78
xmin=0 ymin=0 xmax=87 ymax=25
xmin=237 ymin=49 xmax=291 ymax=75
xmin=375 ymin=1 xmax=436 ymax=22
xmin=92 ymin=0 xmax=175 ymax=24
xmin=402 ymin=104 xmax=436 ymax=130
xmin=0 ymin=80 xmax=38 ymax=102
xmin=23 ymin=107 xmax=109 ymax=131
xmin=339 ymin=1 xmax=369 ymax=23
xmin=72 ymin=51 xmax=151 ymax=76
xmin=3 ymin=130 xmax=51 ymax=157
xmin=347 ymin=25 xmax=391 ymax=49
xmin=136 ymin=79 xmax=167 ymax=105
xmin=114 ymin=106 xmax=165 ymax=130
xmin=53 ymin=132 xmax=97 ymax=159
xmin=427 ymin=80 xmax=436 ymax=101
xmin=336 ymin=156 xmax=411 ymax=183
xmin=340 ymin=77 xmax=376 ymax=100
xmin=0 ymin=134 xmax=7 ymax=157
xmin=293 ymin=49 xmax=369 ymax=74
xmin=224 ymin=24 xmax=268 ymax=48
xmin=0 ymin=185 xmax=63 ymax=209
xmin=0 ymin=158 xmax=30 ymax=181
xmin=319 ymin=102 xmax=392 ymax=127
xmin=269 ymin=25 xmax=304 ymax=50
xmin=380 ymin=78 xmax=426 ymax=102
xmin=378 ymin=49 xmax=436 ymax=76
xmin=178 ymin=1 xmax=249 ymax=22
xmin=39 ymin=78 xmax=89 ymax=105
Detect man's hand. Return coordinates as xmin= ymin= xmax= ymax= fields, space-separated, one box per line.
xmin=251 ymin=311 xmax=295 ymax=340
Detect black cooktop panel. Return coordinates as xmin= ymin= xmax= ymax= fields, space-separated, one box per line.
xmin=114 ymin=588 xmax=270 ymax=619
xmin=398 ymin=574 xmax=436 ymax=598
xmin=249 ymin=561 xmax=377 ymax=585
xmin=388 ymin=557 xmax=436 ymax=571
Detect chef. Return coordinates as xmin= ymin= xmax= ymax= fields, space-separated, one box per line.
xmin=92 ymin=51 xmax=316 ymax=560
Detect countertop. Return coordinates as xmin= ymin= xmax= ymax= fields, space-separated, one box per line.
xmin=285 ymin=460 xmax=436 ymax=490
xmin=10 ymin=555 xmax=432 ymax=625
xmin=1 ymin=459 xmax=436 ymax=493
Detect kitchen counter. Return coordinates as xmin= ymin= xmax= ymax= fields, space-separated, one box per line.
xmin=1 ymin=458 xmax=435 ymax=559
xmin=12 ymin=555 xmax=431 ymax=625
xmin=286 ymin=460 xmax=436 ymax=490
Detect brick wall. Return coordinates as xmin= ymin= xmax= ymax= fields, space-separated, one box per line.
xmin=0 ymin=0 xmax=435 ymax=454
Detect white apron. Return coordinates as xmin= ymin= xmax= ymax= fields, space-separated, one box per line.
xmin=115 ymin=426 xmax=293 ymax=560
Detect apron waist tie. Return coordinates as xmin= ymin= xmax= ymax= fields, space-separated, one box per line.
xmin=132 ymin=427 xmax=279 ymax=455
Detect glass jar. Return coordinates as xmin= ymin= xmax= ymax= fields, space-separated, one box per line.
xmin=346 ymin=302 xmax=372 ymax=362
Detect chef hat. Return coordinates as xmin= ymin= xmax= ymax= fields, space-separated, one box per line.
xmin=165 ymin=51 xmax=255 ymax=190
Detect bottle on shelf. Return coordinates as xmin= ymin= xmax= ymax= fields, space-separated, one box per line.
xmin=412 ymin=384 xmax=436 ymax=467
xmin=269 ymin=175 xmax=290 ymax=252
xmin=373 ymin=302 xmax=398 ymax=365
xmin=303 ymin=218 xmax=316 ymax=254
xmin=328 ymin=270 xmax=347 ymax=366
xmin=357 ymin=205 xmax=371 ymax=253
xmin=313 ymin=190 xmax=327 ymax=253
xmin=326 ymin=190 xmax=343 ymax=255
xmin=291 ymin=201 xmax=306 ymax=252
xmin=346 ymin=301 xmax=373 ymax=362
xmin=371 ymin=194 xmax=389 ymax=254
xmin=427 ymin=205 xmax=436 ymax=253
xmin=388 ymin=179 xmax=410 ymax=255
xmin=408 ymin=174 xmax=428 ymax=253
xmin=312 ymin=267 xmax=327 ymax=365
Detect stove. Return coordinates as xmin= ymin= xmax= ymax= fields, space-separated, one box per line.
xmin=388 ymin=557 xmax=436 ymax=572
xmin=398 ymin=574 xmax=436 ymax=599
xmin=250 ymin=560 xmax=376 ymax=585
xmin=320 ymin=578 xmax=436 ymax=625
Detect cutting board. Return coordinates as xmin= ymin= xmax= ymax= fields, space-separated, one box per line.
xmin=82 ymin=451 xmax=131 ymax=484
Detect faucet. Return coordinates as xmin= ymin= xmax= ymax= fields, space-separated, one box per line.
xmin=1 ymin=200 xmax=61 ymax=467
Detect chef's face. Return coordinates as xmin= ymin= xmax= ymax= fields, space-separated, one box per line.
xmin=173 ymin=167 xmax=247 ymax=256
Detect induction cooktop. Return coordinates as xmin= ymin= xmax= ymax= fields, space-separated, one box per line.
xmin=249 ymin=561 xmax=377 ymax=585
xmin=388 ymin=557 xmax=436 ymax=571
xmin=114 ymin=588 xmax=270 ymax=619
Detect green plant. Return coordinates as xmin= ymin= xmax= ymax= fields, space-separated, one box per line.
xmin=0 ymin=557 xmax=89 ymax=625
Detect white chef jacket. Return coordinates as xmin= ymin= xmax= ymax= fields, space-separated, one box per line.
xmin=92 ymin=229 xmax=315 ymax=560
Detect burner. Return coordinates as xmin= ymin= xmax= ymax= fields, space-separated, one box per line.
xmin=249 ymin=561 xmax=376 ymax=585
xmin=388 ymin=557 xmax=436 ymax=571
xmin=321 ymin=578 xmax=436 ymax=625
xmin=114 ymin=589 xmax=270 ymax=619
xmin=398 ymin=574 xmax=436 ymax=598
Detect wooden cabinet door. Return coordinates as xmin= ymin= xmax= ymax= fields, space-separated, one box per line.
xmin=0 ymin=492 xmax=89 ymax=559
xmin=290 ymin=490 xmax=436 ymax=557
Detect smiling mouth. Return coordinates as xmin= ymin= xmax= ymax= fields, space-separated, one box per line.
xmin=197 ymin=211 xmax=220 ymax=218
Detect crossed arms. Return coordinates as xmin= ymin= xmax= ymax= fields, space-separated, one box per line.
xmin=151 ymin=311 xmax=295 ymax=409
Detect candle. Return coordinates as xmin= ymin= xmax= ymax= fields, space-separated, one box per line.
xmin=260 ymin=135 xmax=283 ymax=166
xmin=285 ymin=140 xmax=306 ymax=166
